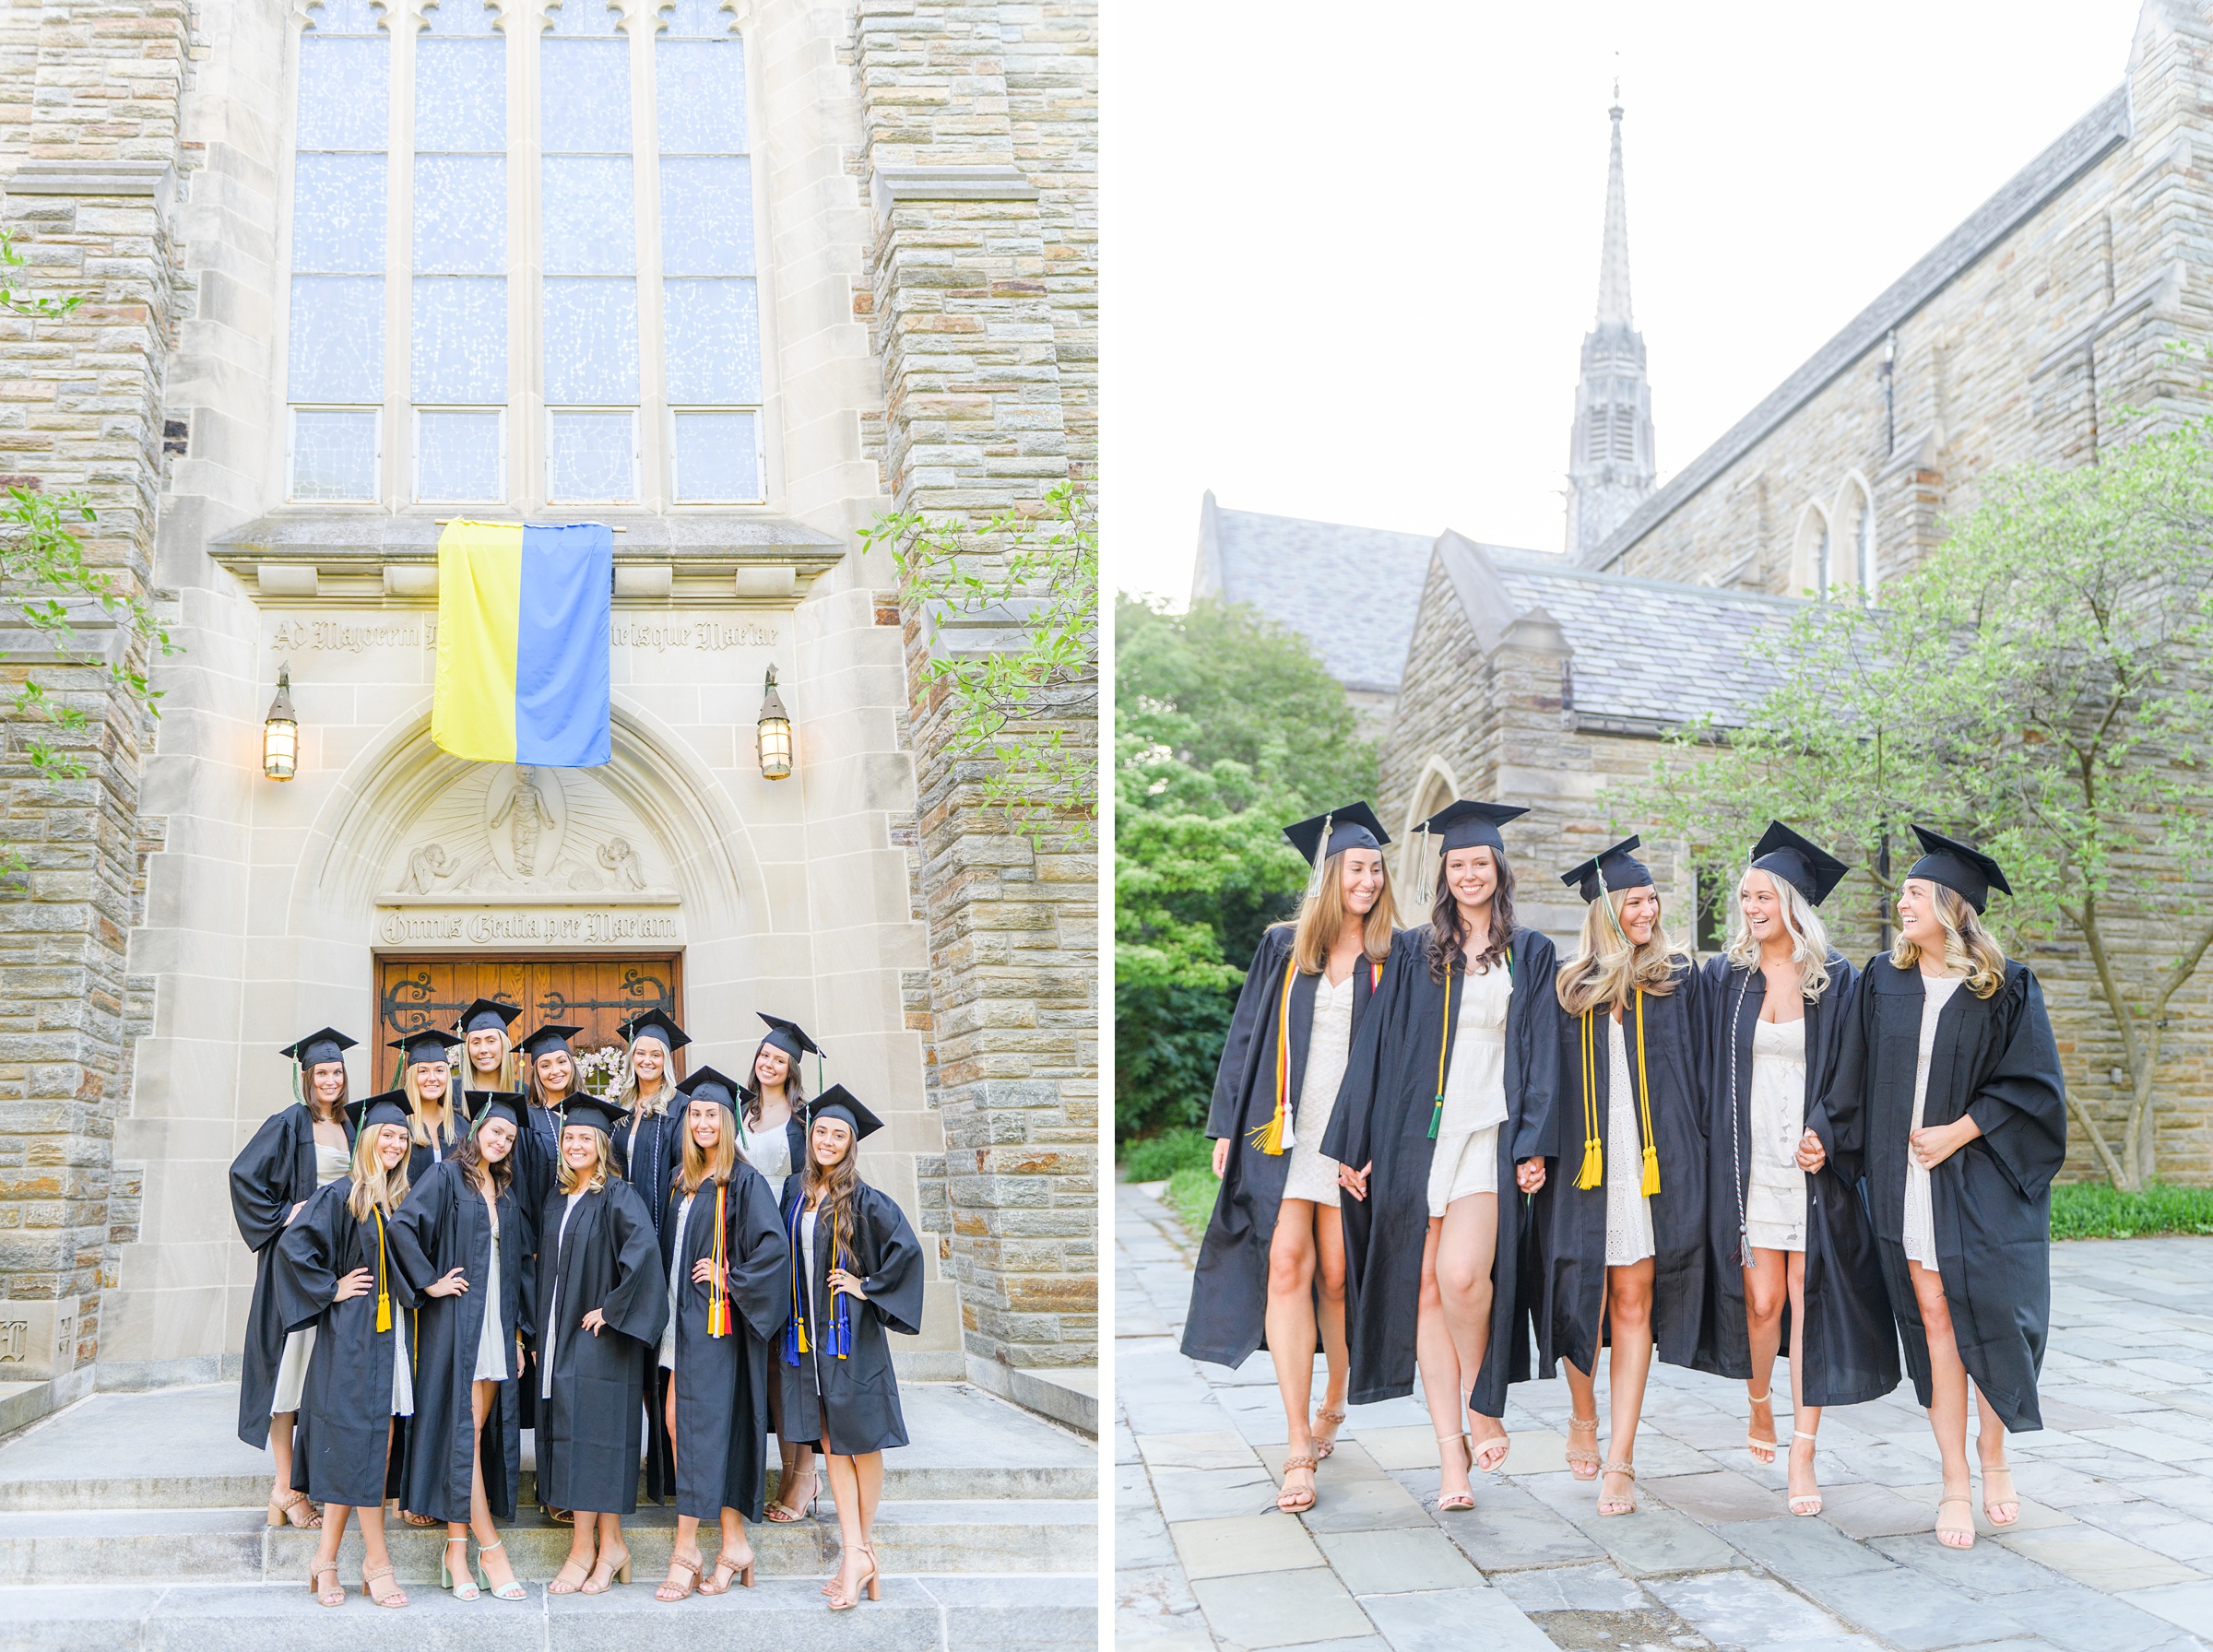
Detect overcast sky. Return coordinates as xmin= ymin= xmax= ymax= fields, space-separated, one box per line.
xmin=1103 ymin=0 xmax=2148 ymax=603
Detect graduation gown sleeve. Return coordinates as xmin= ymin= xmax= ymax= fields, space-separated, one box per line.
xmin=733 ymin=1167 xmax=795 ymax=1340
xmin=1964 ymin=969 xmax=2067 ymax=1201
xmin=598 ymin=1177 xmax=670 ymax=1348
xmin=858 ymin=1182 xmax=925 ymax=1337
xmin=1204 ymin=931 xmax=1284 ymax=1140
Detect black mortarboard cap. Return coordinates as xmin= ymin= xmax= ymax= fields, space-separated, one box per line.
xmin=467 ymin=1090 xmax=528 ymax=1135
xmin=1558 ymin=834 xmax=1652 ymax=903
xmin=1750 ymin=821 xmax=1850 ymax=908
xmin=1282 ymin=802 xmax=1390 ymax=867
xmin=806 ymin=1083 xmax=884 ymax=1143
xmin=619 ymin=1008 xmax=691 ymax=1052
xmin=517 ymin=1023 xmax=582 ymax=1059
xmin=280 ymin=1027 xmax=356 ymax=1068
xmin=454 ymin=997 xmax=522 ymax=1036
xmin=345 ymin=1089 xmax=413 ymax=1136
xmin=557 ymin=1092 xmax=629 ymax=1137
xmin=756 ymin=1012 xmax=821 ymax=1060
xmin=675 ymin=1065 xmax=742 ymax=1116
xmin=389 ymin=1026 xmax=463 ymax=1064
xmin=1423 ymin=799 xmax=1530 ymax=856
xmin=1907 ymin=824 xmax=2011 ymax=915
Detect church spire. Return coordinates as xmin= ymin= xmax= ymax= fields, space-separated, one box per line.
xmin=1565 ymin=90 xmax=1658 ymax=566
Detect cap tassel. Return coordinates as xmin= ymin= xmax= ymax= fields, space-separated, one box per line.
xmin=1303 ymin=813 xmax=1334 ymax=902
xmin=1414 ymin=824 xmax=1432 ymax=906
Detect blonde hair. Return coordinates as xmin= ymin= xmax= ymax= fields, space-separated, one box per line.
xmin=1892 ymin=881 xmax=2006 ymax=998
xmin=402 ymin=1059 xmax=455 ymax=1150
xmin=677 ymin=1100 xmax=739 ymax=1195
xmin=556 ymin=1129 xmax=614 ymax=1195
xmin=1556 ymin=885 xmax=1691 ymax=1017
xmin=347 ymin=1122 xmax=412 ymax=1221
xmin=1723 ymin=868 xmax=1834 ymax=1001
xmin=1290 ymin=847 xmax=1397 ymax=974
xmin=618 ymin=1038 xmax=675 ymax=1117
xmin=465 ymin=1027 xmax=521 ymax=1092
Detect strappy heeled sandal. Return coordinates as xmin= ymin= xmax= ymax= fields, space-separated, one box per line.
xmin=1312 ymin=1406 xmax=1348 ymax=1459
xmin=549 ymin=1557 xmax=593 ymax=1595
xmin=1981 ymin=1464 xmax=2019 ymax=1528
xmin=1787 ymin=1431 xmax=1822 ymax=1516
xmin=827 ymin=1544 xmax=878 ymax=1611
xmin=1565 ymin=1414 xmax=1601 ymax=1481
xmin=657 ymin=1552 xmax=702 ymax=1602
xmin=1278 ymin=1451 xmax=1319 ymax=1513
xmin=1434 ymin=1434 xmax=1474 ymax=1512
xmin=1746 ymin=1389 xmax=1778 ymax=1465
xmin=582 ymin=1544 xmax=633 ymax=1594
xmin=268 ymin=1489 xmax=322 ymax=1529
xmin=475 ymin=1538 xmax=528 ymax=1601
xmin=1597 ymin=1460 xmax=1638 ymax=1516
xmin=361 ymin=1561 xmax=408 ymax=1608
xmin=307 ymin=1557 xmax=345 ymax=1608
xmin=548 ymin=1505 xmax=575 ymax=1525
xmin=701 ymin=1544 xmax=754 ymax=1594
xmin=441 ymin=1536 xmax=479 ymax=1600
xmin=766 ymin=1469 xmax=818 ymax=1523
xmin=1471 ymin=1422 xmax=1511 ymax=1474
xmin=401 ymin=1509 xmax=440 ymax=1527
xmin=1936 ymin=1493 xmax=1975 ymax=1549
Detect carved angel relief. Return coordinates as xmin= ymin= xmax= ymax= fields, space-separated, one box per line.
xmin=380 ymin=765 xmax=675 ymax=900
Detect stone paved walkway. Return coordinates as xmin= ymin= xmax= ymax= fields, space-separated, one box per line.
xmin=1117 ymin=1182 xmax=2213 ymax=1652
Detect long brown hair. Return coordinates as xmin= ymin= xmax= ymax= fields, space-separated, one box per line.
xmin=799 ymin=1124 xmax=862 ymax=1260
xmin=1427 ymin=846 xmax=1516 ymax=982
xmin=1289 ymin=848 xmax=1397 ymax=974
xmin=678 ymin=1100 xmax=739 ymax=1195
xmin=527 ymin=1047 xmax=577 ymax=1111
xmin=742 ymin=1037 xmax=807 ymax=1130
xmin=1556 ymin=885 xmax=1689 ymax=1016
xmin=452 ymin=1119 xmax=515 ymax=1199
xmin=298 ymin=1064 xmax=350 ymax=1127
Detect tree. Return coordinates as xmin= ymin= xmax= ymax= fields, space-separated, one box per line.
xmin=1115 ymin=595 xmax=1379 ymax=1139
xmin=1632 ymin=423 xmax=2213 ymax=1188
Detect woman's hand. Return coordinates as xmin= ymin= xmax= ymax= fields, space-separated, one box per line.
xmin=287 ymin=1201 xmax=305 ymax=1224
xmin=581 ymin=1308 xmax=608 ymax=1336
xmin=1337 ymin=1161 xmax=1370 ymax=1202
xmin=1515 ymin=1157 xmax=1545 ymax=1194
xmin=1911 ymin=1115 xmax=1982 ymax=1171
xmin=425 ymin=1267 xmax=469 ymax=1299
xmin=1796 ymin=1129 xmax=1827 ymax=1174
xmin=332 ymin=1267 xmax=375 ymax=1304
xmin=828 ymin=1267 xmax=870 ymax=1303
xmin=691 ymin=1257 xmax=727 ymax=1289
xmin=1211 ymin=1137 xmax=1229 ymax=1178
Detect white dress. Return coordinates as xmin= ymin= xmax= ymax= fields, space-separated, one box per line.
xmin=1902 ymin=974 xmax=1964 ymax=1270
xmin=1604 ymin=1013 xmax=1655 ymax=1265
xmin=270 ymin=1139 xmax=351 ymax=1414
xmin=658 ymin=1191 xmax=697 ymax=1370
xmin=472 ymin=1200 xmax=509 ymax=1382
xmin=1745 ymin=1017 xmax=1809 ymax=1253
xmin=1426 ymin=962 xmax=1510 ymax=1217
xmin=740 ymin=1113 xmax=794 ymax=1209
xmin=541 ymin=1194 xmax=582 ymax=1401
xmin=1282 ymin=971 xmax=1355 ymax=1205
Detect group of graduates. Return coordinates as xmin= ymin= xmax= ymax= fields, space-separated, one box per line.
xmin=1189 ymin=799 xmax=2067 ymax=1553
xmin=229 ymin=1001 xmax=924 ymax=1610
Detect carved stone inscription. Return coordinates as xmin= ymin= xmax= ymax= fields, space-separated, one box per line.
xmin=376 ymin=909 xmax=683 ymax=948
xmin=269 ymin=616 xmax=778 ymax=653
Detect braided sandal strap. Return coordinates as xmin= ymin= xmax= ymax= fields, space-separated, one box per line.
xmin=1282 ymin=1454 xmax=1319 ymax=1473
xmin=1600 ymin=1460 xmax=1636 ymax=1480
xmin=1314 ymin=1408 xmax=1347 ymax=1424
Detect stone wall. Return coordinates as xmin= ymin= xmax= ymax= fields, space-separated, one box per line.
xmin=854 ymin=0 xmax=1098 ymax=1379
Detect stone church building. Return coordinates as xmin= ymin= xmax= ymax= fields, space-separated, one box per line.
xmin=1203 ymin=1 xmax=2213 ymax=1184
xmin=0 ymin=0 xmax=1095 ymax=1435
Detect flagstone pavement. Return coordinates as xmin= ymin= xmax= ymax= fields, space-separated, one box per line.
xmin=1117 ymin=1182 xmax=2213 ymax=1652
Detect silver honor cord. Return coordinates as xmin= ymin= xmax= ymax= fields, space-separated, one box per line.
xmin=1729 ymin=967 xmax=1752 ymax=1269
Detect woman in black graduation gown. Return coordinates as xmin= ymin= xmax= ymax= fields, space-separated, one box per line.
xmin=778 ymin=1086 xmax=925 ymax=1611
xmin=648 ymin=1066 xmax=790 ymax=1600
xmin=230 ymin=1028 xmax=356 ymax=1529
xmin=275 ymin=1091 xmax=420 ymax=1610
xmin=1544 ymin=836 xmax=1710 ymax=1517
xmin=1692 ymin=824 xmax=1897 ymax=1519
xmin=613 ymin=1008 xmax=688 ymax=1249
xmin=514 ymin=1021 xmax=582 ymax=1514
xmin=1805 ymin=827 xmax=2065 ymax=1552
xmin=1184 ymin=804 xmax=1395 ymax=1514
xmin=538 ymin=1092 xmax=669 ymax=1594
xmin=389 ymin=1091 xmax=533 ymax=1602
xmin=392 ymin=1025 xmax=464 ymax=1186
xmin=1326 ymin=800 xmax=1556 ymax=1514
xmin=739 ymin=1012 xmax=821 ymax=1525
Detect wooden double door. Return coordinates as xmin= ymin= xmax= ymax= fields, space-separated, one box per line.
xmin=374 ymin=955 xmax=683 ymax=1089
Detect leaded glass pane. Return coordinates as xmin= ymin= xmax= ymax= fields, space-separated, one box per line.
xmin=655 ymin=40 xmax=746 ymax=153
xmin=289 ymin=275 xmax=385 ymax=401
xmin=297 ymin=36 xmax=389 ymax=149
xmin=420 ymin=0 xmax=497 ymax=34
xmin=291 ymin=153 xmax=386 ymax=273
xmin=548 ymin=410 xmax=635 ymax=501
xmin=306 ymin=0 xmax=383 ymax=32
xmin=671 ymin=409 xmax=757 ymax=501
xmin=412 ymin=277 xmax=506 ymax=401
xmin=658 ymin=158 xmax=751 ymax=275
xmin=414 ymin=39 xmax=503 ymax=150
xmin=663 ymin=278 xmax=758 ymax=404
xmin=547 ymin=0 xmax=621 ymax=35
xmin=416 ymin=409 xmax=503 ymax=501
xmin=543 ymin=277 xmax=638 ymax=401
xmin=414 ymin=155 xmax=506 ymax=272
xmin=541 ymin=157 xmax=634 ymax=274
xmin=291 ymin=408 xmax=380 ymax=501
xmin=540 ymin=39 xmax=631 ymax=152
xmin=659 ymin=0 xmax=731 ymax=39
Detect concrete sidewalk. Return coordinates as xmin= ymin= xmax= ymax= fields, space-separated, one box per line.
xmin=1117 ymin=1181 xmax=2213 ymax=1652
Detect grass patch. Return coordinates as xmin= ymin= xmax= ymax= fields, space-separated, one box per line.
xmin=1166 ymin=1165 xmax=1218 ymax=1236
xmin=1118 ymin=1127 xmax=1213 ymax=1184
xmin=2050 ymin=1180 xmax=2213 ymax=1240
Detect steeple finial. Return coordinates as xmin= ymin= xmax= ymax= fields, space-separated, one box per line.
xmin=1596 ymin=91 xmax=1633 ymax=328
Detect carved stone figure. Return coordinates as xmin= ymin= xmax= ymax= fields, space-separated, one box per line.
xmin=402 ymin=842 xmax=450 ymax=894
xmin=598 ymin=835 xmax=646 ymax=891
xmin=488 ymin=764 xmax=557 ymax=876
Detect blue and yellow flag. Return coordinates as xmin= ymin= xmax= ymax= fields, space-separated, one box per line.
xmin=432 ymin=522 xmax=612 ymax=767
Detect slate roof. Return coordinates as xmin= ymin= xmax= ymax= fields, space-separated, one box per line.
xmin=1437 ymin=532 xmax=1805 ymax=732
xmin=1192 ymin=496 xmax=1436 ymax=692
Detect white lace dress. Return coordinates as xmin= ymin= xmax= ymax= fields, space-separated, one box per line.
xmin=1426 ymin=963 xmax=1510 ymax=1217
xmin=1902 ymin=974 xmax=1964 ymax=1270
xmin=1282 ymin=971 xmax=1355 ymax=1205
xmin=1745 ymin=1017 xmax=1809 ymax=1253
xmin=1604 ymin=1014 xmax=1655 ymax=1265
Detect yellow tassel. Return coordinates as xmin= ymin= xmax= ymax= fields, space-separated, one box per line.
xmin=1573 ymin=1009 xmax=1603 ymax=1190
xmin=1640 ymin=1142 xmax=1661 ymax=1198
xmin=1576 ymin=1134 xmax=1604 ymax=1191
xmin=1634 ymin=987 xmax=1661 ymax=1198
xmin=373 ymin=1207 xmax=391 ymax=1334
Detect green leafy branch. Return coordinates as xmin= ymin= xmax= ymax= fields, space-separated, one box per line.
xmin=0 ymin=227 xmax=85 ymax=322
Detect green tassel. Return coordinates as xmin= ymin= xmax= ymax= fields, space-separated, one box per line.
xmin=1428 ymin=1093 xmax=1443 ymax=1140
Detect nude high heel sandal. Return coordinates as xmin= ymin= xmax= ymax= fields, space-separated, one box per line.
xmin=308 ymin=1558 xmax=344 ymax=1609
xmin=1746 ymin=1389 xmax=1778 ymax=1465
xmin=1565 ymin=1414 xmax=1601 ymax=1481
xmin=1597 ymin=1460 xmax=1638 ymax=1516
xmin=1312 ymin=1406 xmax=1348 ymax=1459
xmin=268 ymin=1489 xmax=322 ymax=1529
xmin=1434 ymin=1435 xmax=1474 ymax=1513
xmin=1982 ymin=1464 xmax=2019 ymax=1528
xmin=827 ymin=1544 xmax=878 ymax=1611
xmin=1787 ymin=1431 xmax=1822 ymax=1516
